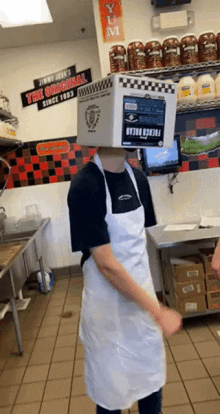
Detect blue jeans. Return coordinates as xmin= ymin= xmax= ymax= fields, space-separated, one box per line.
xmin=96 ymin=388 xmax=162 ymax=414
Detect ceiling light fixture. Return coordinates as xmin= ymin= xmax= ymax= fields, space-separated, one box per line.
xmin=0 ymin=0 xmax=53 ymax=28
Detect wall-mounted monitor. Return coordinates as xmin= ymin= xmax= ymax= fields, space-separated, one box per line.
xmin=140 ymin=135 xmax=182 ymax=174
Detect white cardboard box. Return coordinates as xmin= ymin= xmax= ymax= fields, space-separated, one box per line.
xmin=77 ymin=74 xmax=177 ymax=148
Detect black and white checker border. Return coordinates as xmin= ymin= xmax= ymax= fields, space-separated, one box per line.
xmin=119 ymin=77 xmax=175 ymax=94
xmin=78 ymin=78 xmax=113 ymax=97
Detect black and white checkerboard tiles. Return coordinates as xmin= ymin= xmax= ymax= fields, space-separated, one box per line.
xmin=78 ymin=78 xmax=113 ymax=97
xmin=119 ymin=77 xmax=175 ymax=94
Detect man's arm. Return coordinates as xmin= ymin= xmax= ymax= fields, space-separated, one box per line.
xmin=211 ymin=239 xmax=220 ymax=280
xmin=91 ymin=243 xmax=182 ymax=337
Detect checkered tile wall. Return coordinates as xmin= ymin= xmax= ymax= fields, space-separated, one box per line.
xmin=1 ymin=109 xmax=219 ymax=190
xmin=0 ymin=137 xmax=139 ymax=190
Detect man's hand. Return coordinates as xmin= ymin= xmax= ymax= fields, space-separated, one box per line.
xmin=156 ymin=305 xmax=182 ymax=338
xmin=211 ymin=256 xmax=220 ymax=280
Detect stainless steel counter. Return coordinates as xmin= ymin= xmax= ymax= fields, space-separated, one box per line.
xmin=0 ymin=218 xmax=50 ymax=355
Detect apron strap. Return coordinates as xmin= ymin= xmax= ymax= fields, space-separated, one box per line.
xmin=94 ymin=152 xmax=142 ymax=213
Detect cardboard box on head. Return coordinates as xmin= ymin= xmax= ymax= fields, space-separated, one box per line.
xmin=77 ymin=74 xmax=177 ymax=149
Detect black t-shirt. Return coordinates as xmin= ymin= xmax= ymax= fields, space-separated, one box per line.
xmin=67 ymin=162 xmax=156 ymax=266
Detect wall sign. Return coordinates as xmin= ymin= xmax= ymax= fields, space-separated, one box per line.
xmin=21 ymin=65 xmax=92 ymax=110
xmin=99 ymin=0 xmax=125 ymax=43
xmin=36 ymin=140 xmax=70 ymax=156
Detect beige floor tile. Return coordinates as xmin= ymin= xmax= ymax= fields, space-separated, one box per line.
xmin=166 ymin=348 xmax=174 ymax=363
xmin=0 ymin=367 xmax=25 ymax=387
xmin=0 ymin=360 xmax=6 ymax=372
xmin=184 ymin=378 xmax=220 ymax=403
xmin=16 ymin=381 xmax=45 ymax=404
xmin=23 ymin=328 xmax=39 ymax=340
xmin=52 ymin=346 xmax=75 ymax=362
xmin=44 ymin=378 xmax=71 ymax=400
xmin=166 ymin=363 xmax=181 ymax=383
xmin=62 ymin=304 xmax=81 ymax=313
xmin=48 ymin=298 xmax=65 ymax=307
xmin=41 ymin=316 xmax=61 ymax=327
xmin=193 ymin=400 xmax=220 ymax=414
xmin=4 ymin=354 xmax=30 ymax=370
xmin=163 ymin=405 xmax=194 ymax=414
xmin=58 ymin=324 xmax=78 ymax=336
xmin=194 ymin=341 xmax=220 ymax=358
xmin=0 ymin=385 xmax=19 ymax=407
xmin=186 ymin=326 xmax=215 ymax=343
xmin=202 ymin=356 xmax=220 ymax=377
xmin=65 ymin=296 xmax=81 ymax=306
xmin=59 ymin=314 xmax=79 ymax=325
xmin=160 ymin=382 xmax=189 ymax=407
xmin=33 ymin=337 xmax=56 ymax=351
xmin=40 ymin=398 xmax=69 ymax=414
xmin=0 ymin=407 xmax=13 ymax=414
xmin=37 ymin=325 xmax=59 ymax=339
xmin=69 ymin=396 xmax=96 ymax=414
xmin=73 ymin=359 xmax=84 ymax=377
xmin=177 ymin=360 xmax=208 ymax=381
xmin=212 ymin=376 xmax=220 ymax=393
xmin=51 ymin=292 xmax=66 ymax=299
xmin=45 ymin=306 xmax=63 ymax=318
xmin=11 ymin=402 xmax=40 ymax=414
xmin=72 ymin=376 xmax=87 ymax=397
xmin=23 ymin=364 xmax=50 ymax=383
xmin=75 ymin=344 xmax=84 ymax=360
xmin=55 ymin=334 xmax=77 ymax=348
xmin=48 ymin=360 xmax=74 ymax=380
xmin=167 ymin=330 xmax=192 ymax=347
xmin=12 ymin=340 xmax=35 ymax=354
xmin=28 ymin=349 xmax=53 ymax=366
xmin=170 ymin=344 xmax=199 ymax=362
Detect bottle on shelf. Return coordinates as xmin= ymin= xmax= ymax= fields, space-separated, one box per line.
xmin=197 ymin=72 xmax=216 ymax=102
xmin=178 ymin=74 xmax=197 ymax=104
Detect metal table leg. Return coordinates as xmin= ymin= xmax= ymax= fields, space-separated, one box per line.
xmin=9 ymin=269 xmax=23 ymax=355
xmin=34 ymin=239 xmax=48 ymax=293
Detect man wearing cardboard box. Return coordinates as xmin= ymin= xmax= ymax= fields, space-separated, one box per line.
xmin=68 ymin=147 xmax=182 ymax=414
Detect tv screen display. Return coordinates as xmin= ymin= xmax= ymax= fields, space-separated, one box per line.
xmin=141 ymin=135 xmax=182 ymax=174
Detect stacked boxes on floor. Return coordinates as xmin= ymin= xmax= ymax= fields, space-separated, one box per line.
xmin=200 ymin=248 xmax=220 ymax=310
xmin=169 ymin=256 xmax=207 ymax=315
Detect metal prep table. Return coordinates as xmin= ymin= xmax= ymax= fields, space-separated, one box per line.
xmin=0 ymin=218 xmax=50 ymax=355
xmin=147 ymin=222 xmax=220 ymax=319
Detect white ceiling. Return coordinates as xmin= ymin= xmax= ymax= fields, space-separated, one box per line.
xmin=0 ymin=0 xmax=96 ymax=49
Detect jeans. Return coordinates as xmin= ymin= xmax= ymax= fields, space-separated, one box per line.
xmin=96 ymin=388 xmax=162 ymax=414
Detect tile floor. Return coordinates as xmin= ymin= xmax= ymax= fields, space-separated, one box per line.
xmin=0 ymin=274 xmax=220 ymax=413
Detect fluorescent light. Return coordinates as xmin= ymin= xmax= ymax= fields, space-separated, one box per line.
xmin=0 ymin=0 xmax=53 ymax=28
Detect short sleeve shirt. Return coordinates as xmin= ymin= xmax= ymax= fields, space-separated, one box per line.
xmin=67 ymin=162 xmax=156 ymax=266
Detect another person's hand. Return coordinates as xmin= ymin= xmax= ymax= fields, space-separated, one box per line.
xmin=211 ymin=239 xmax=220 ymax=280
xmin=157 ymin=306 xmax=182 ymax=338
xmin=211 ymin=255 xmax=220 ymax=280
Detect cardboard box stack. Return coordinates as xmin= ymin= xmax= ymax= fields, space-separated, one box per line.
xmin=200 ymin=248 xmax=220 ymax=310
xmin=168 ymin=256 xmax=207 ymax=315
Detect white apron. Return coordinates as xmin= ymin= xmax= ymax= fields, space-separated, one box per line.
xmin=79 ymin=153 xmax=166 ymax=410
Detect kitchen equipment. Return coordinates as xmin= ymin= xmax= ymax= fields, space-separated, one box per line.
xmin=17 ymin=216 xmax=39 ymax=232
xmin=0 ymin=207 xmax=6 ymax=232
xmin=4 ymin=217 xmax=17 ymax=233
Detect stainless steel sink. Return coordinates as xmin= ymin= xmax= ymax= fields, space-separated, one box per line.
xmin=0 ymin=229 xmax=37 ymax=243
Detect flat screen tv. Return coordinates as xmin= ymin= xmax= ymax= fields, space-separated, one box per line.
xmin=140 ymin=135 xmax=182 ymax=175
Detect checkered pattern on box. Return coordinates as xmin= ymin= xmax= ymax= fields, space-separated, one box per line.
xmin=78 ymin=78 xmax=113 ymax=97
xmin=119 ymin=77 xmax=175 ymax=94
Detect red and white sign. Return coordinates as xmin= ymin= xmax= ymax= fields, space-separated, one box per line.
xmin=99 ymin=0 xmax=125 ymax=43
xmin=36 ymin=140 xmax=70 ymax=156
